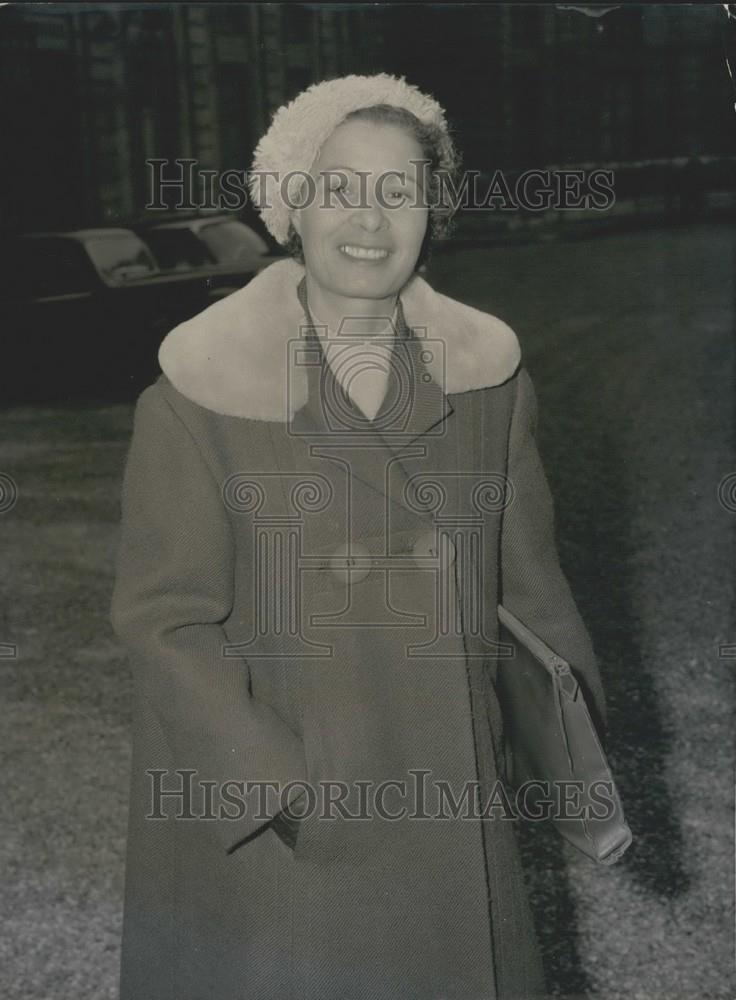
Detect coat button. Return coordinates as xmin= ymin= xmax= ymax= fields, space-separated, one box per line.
xmin=411 ymin=530 xmax=456 ymax=566
xmin=329 ymin=542 xmax=372 ymax=583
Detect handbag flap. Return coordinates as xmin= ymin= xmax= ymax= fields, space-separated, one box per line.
xmin=496 ymin=604 xmax=632 ymax=865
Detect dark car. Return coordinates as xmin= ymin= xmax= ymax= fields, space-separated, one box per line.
xmin=1 ymin=228 xmax=230 ymax=402
xmin=137 ymin=215 xmax=280 ymax=299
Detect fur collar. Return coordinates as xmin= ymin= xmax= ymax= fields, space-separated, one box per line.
xmin=158 ymin=258 xmax=520 ymax=421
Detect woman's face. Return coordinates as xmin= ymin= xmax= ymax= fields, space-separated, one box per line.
xmin=290 ymin=118 xmax=429 ymax=310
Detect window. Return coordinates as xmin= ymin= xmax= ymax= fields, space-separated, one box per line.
xmin=85 ymin=233 xmax=158 ymax=283
xmin=198 ymin=220 xmax=267 ymax=263
xmin=143 ymin=228 xmax=214 ymax=270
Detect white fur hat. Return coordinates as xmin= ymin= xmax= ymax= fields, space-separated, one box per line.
xmin=248 ymin=73 xmax=455 ymax=245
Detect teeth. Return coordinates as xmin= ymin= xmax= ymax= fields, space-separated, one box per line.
xmin=340 ymin=245 xmax=389 ymax=260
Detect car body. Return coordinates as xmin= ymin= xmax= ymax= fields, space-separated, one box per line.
xmin=1 ymin=226 xmax=274 ymax=402
xmin=136 ymin=215 xmax=280 ymax=300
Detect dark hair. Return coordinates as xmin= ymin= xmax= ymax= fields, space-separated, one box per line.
xmin=285 ymin=103 xmax=461 ymax=270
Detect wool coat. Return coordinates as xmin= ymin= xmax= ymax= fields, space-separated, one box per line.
xmin=110 ymin=258 xmax=607 ymax=1000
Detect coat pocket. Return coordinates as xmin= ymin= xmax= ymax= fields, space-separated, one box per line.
xmin=270 ymin=805 xmax=301 ymax=853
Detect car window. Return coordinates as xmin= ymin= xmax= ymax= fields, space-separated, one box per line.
xmin=85 ymin=234 xmax=158 ymax=283
xmin=143 ymin=228 xmax=214 ymax=270
xmin=198 ymin=221 xmax=268 ymax=264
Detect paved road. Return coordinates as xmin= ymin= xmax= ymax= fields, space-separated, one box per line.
xmin=1 ymin=222 xmax=733 ymax=999
xmin=430 ymin=222 xmax=735 ymax=998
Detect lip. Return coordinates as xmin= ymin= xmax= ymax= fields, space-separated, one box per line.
xmin=338 ymin=244 xmax=392 ymax=262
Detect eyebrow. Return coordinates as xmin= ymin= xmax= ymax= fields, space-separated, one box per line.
xmin=320 ymin=165 xmax=423 ymax=191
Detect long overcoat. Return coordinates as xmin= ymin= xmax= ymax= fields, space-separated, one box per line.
xmin=110 ymin=258 xmax=606 ymax=1000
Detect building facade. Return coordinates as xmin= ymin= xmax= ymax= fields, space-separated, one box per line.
xmin=0 ymin=4 xmax=733 ymax=232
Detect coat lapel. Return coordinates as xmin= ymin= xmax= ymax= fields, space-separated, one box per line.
xmin=290 ymin=281 xmax=456 ymax=506
xmin=372 ymin=303 xmax=455 ymax=452
xmin=284 ymin=282 xmax=497 ymax=658
xmin=229 ymin=279 xmax=506 ymax=664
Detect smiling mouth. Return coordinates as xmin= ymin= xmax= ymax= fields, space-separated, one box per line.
xmin=339 ymin=244 xmax=391 ymax=261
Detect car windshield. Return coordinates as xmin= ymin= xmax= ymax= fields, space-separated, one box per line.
xmin=85 ymin=234 xmax=158 ymax=283
xmin=198 ymin=220 xmax=268 ymax=264
xmin=144 ymin=228 xmax=214 ymax=270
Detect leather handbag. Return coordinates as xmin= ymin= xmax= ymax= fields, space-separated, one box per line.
xmin=495 ymin=603 xmax=632 ymax=865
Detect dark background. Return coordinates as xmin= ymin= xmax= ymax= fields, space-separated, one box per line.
xmin=1 ymin=2 xmax=734 ymax=233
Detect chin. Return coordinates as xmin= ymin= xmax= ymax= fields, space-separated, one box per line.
xmin=330 ymin=264 xmax=413 ymax=300
xmin=338 ymin=280 xmax=398 ymax=301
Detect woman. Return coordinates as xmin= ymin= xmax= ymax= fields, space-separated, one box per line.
xmin=111 ymin=74 xmax=607 ymax=1000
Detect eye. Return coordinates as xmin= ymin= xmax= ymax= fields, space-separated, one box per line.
xmin=325 ymin=173 xmax=348 ymax=193
xmin=384 ymin=190 xmax=409 ymax=206
xmin=322 ymin=173 xmax=355 ymax=207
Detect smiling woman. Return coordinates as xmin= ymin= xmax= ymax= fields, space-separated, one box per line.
xmin=112 ymin=73 xmax=608 ymax=1000
xmin=284 ymin=101 xmax=458 ymax=274
xmin=289 ymin=115 xmax=430 ymax=332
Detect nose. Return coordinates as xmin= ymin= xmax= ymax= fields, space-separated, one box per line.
xmin=350 ymin=199 xmax=387 ymax=233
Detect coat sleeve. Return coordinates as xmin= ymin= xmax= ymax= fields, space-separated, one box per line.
xmin=110 ymin=381 xmax=307 ymax=853
xmin=500 ymin=367 xmax=607 ymax=734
